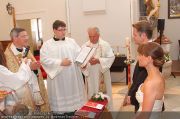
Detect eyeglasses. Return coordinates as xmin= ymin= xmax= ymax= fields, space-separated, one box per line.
xmin=56 ymin=28 xmax=67 ymax=32
xmin=18 ymin=35 xmax=29 ymax=39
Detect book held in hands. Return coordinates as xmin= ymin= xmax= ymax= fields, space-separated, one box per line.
xmin=75 ymin=46 xmax=96 ymax=67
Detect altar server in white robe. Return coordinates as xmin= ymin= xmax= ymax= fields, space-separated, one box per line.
xmin=40 ymin=20 xmax=86 ymax=112
xmin=82 ymin=27 xmax=115 ymax=110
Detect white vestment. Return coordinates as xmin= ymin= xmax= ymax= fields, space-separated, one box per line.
xmin=0 ymin=62 xmax=31 ymax=111
xmin=40 ymin=37 xmax=86 ymax=112
xmin=82 ymin=38 xmax=115 ymax=110
xmin=0 ymin=62 xmax=31 ymax=90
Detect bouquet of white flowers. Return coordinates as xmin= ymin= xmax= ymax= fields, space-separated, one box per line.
xmin=124 ymin=59 xmax=135 ymax=65
xmin=164 ymin=53 xmax=170 ymax=62
xmin=91 ymin=92 xmax=109 ymax=101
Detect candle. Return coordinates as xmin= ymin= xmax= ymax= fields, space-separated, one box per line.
xmin=125 ymin=37 xmax=132 ymax=89
xmin=125 ymin=37 xmax=131 ymax=60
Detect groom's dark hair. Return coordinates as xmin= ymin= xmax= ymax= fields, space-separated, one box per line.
xmin=133 ymin=20 xmax=153 ymax=40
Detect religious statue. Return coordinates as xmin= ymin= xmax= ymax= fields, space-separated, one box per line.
xmin=145 ymin=0 xmax=160 ymax=28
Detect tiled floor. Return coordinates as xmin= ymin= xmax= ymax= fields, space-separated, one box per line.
xmin=164 ymin=76 xmax=180 ymax=111
xmin=111 ymin=76 xmax=180 ymax=112
xmin=112 ymin=83 xmax=128 ymax=111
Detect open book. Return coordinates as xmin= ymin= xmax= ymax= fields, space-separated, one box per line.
xmin=75 ymin=46 xmax=96 ymax=67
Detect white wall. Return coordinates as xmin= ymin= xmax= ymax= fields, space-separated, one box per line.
xmin=0 ymin=0 xmax=67 ymax=42
xmin=159 ymin=0 xmax=180 ymax=60
xmin=68 ymin=0 xmax=132 ymax=54
xmin=0 ymin=0 xmax=179 ymax=60
xmin=0 ymin=0 xmax=13 ymax=40
xmin=129 ymin=0 xmax=180 ymax=60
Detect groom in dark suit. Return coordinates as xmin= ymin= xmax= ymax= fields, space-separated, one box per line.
xmin=123 ymin=20 xmax=153 ymax=112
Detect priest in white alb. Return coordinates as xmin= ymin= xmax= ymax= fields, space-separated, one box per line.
xmin=40 ymin=20 xmax=86 ymax=113
xmin=82 ymin=27 xmax=115 ymax=110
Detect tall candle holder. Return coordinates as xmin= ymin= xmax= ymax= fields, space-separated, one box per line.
xmin=116 ymin=45 xmax=120 ymax=57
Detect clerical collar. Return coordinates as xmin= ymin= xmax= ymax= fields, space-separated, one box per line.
xmin=53 ymin=37 xmax=65 ymax=41
xmin=16 ymin=48 xmax=23 ymax=52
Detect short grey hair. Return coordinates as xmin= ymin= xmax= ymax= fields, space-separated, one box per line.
xmin=10 ymin=28 xmax=26 ymax=38
xmin=88 ymin=27 xmax=100 ymax=35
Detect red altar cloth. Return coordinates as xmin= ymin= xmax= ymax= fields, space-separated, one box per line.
xmin=75 ymin=99 xmax=109 ymax=119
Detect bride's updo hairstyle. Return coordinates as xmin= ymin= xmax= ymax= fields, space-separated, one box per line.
xmin=138 ymin=42 xmax=165 ymax=68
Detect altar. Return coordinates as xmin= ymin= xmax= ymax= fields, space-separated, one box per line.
xmin=75 ymin=99 xmax=112 ymax=119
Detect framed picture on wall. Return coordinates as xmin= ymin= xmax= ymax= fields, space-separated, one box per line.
xmin=168 ymin=0 xmax=180 ymax=19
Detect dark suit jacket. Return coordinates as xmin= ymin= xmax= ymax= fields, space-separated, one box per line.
xmin=128 ymin=62 xmax=147 ymax=111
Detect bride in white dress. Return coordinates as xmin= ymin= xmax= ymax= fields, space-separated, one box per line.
xmin=134 ymin=42 xmax=165 ymax=119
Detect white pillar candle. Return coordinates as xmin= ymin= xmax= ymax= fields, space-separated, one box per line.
xmin=125 ymin=37 xmax=131 ymax=60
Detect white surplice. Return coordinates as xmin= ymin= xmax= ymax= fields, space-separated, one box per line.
xmin=40 ymin=37 xmax=86 ymax=112
xmin=0 ymin=62 xmax=31 ymax=111
xmin=82 ymin=38 xmax=115 ymax=110
xmin=0 ymin=62 xmax=31 ymax=90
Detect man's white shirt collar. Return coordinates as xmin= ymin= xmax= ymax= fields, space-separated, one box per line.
xmin=10 ymin=43 xmax=25 ymax=56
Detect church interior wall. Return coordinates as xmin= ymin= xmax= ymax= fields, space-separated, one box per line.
xmin=159 ymin=0 xmax=180 ymax=60
xmin=0 ymin=0 xmax=67 ymax=43
xmin=0 ymin=0 xmax=179 ymax=61
xmin=68 ymin=0 xmax=132 ymax=55
xmin=0 ymin=0 xmax=14 ymax=40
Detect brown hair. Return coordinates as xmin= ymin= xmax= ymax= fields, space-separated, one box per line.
xmin=138 ymin=42 xmax=165 ymax=67
xmin=53 ymin=20 xmax=66 ymax=30
xmin=0 ymin=43 xmax=7 ymax=67
xmin=132 ymin=20 xmax=153 ymax=39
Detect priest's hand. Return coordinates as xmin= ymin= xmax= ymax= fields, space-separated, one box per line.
xmin=89 ymin=57 xmax=100 ymax=65
xmin=61 ymin=58 xmax=72 ymax=66
xmin=30 ymin=61 xmax=41 ymax=70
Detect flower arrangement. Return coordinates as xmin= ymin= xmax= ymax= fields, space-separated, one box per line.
xmin=91 ymin=92 xmax=107 ymax=101
xmin=164 ymin=53 xmax=171 ymax=62
xmin=124 ymin=59 xmax=135 ymax=65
